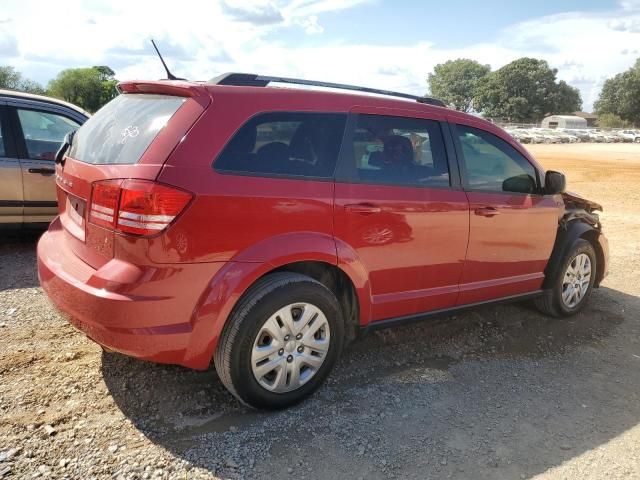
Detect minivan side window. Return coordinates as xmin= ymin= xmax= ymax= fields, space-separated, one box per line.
xmin=455 ymin=124 xmax=538 ymax=194
xmin=17 ymin=109 xmax=80 ymax=161
xmin=214 ymin=112 xmax=347 ymax=178
xmin=336 ymin=114 xmax=450 ymax=188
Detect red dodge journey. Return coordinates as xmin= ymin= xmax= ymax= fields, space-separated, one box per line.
xmin=37 ymin=73 xmax=608 ymax=409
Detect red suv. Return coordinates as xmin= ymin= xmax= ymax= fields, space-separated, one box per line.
xmin=37 ymin=74 xmax=608 ymax=409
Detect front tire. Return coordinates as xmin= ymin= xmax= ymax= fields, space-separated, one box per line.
xmin=214 ymin=272 xmax=344 ymax=409
xmin=535 ymin=239 xmax=597 ymax=317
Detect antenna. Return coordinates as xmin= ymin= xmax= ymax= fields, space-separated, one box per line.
xmin=150 ymin=39 xmax=186 ymax=81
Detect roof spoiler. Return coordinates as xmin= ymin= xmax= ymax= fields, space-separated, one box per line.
xmin=209 ymin=72 xmax=446 ymax=107
xmin=117 ymin=81 xmax=208 ymax=98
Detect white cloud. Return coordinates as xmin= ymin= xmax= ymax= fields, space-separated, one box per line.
xmin=0 ymin=0 xmax=638 ymax=111
xmin=295 ymin=15 xmax=324 ymax=34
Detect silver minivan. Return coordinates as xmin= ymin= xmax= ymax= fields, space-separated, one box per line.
xmin=0 ymin=90 xmax=89 ymax=228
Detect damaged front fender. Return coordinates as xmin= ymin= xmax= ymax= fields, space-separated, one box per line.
xmin=560 ymin=191 xmax=602 ymax=229
xmin=543 ymin=191 xmax=608 ymax=289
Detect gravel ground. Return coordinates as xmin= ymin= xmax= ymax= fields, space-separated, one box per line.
xmin=1 ymin=143 xmax=640 ymax=479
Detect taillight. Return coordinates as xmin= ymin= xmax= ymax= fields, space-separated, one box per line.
xmin=89 ymin=179 xmax=122 ymax=229
xmin=117 ymin=180 xmax=192 ymax=235
xmin=89 ymin=179 xmax=192 ymax=236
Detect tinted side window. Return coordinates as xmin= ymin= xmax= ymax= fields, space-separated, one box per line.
xmin=456 ymin=125 xmax=538 ymax=193
xmin=337 ymin=114 xmax=450 ymax=188
xmin=17 ymin=109 xmax=80 ymax=161
xmin=215 ymin=112 xmax=347 ymax=178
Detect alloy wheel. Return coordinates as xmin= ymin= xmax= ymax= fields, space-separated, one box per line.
xmin=561 ymin=253 xmax=592 ymax=308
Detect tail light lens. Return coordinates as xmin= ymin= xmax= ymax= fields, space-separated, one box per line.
xmin=89 ymin=179 xmax=192 ymax=236
xmin=89 ymin=180 xmax=121 ymax=229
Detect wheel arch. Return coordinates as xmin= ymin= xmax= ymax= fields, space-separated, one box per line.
xmin=543 ymin=220 xmax=606 ymax=290
xmin=269 ymin=260 xmax=361 ymax=343
xmin=184 ymin=235 xmax=371 ymax=369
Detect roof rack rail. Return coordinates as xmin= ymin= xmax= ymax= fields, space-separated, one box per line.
xmin=208 ymin=72 xmax=446 ymax=107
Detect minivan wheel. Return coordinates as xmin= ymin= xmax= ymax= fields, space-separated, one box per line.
xmin=214 ymin=272 xmax=344 ymax=409
xmin=535 ymin=239 xmax=597 ymax=317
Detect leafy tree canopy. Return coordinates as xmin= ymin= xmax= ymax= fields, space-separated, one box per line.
xmin=473 ymin=58 xmax=582 ymax=122
xmin=596 ymin=112 xmax=632 ymax=128
xmin=427 ymin=59 xmax=491 ymax=112
xmin=47 ymin=66 xmax=118 ymax=113
xmin=0 ymin=66 xmax=46 ymax=94
xmin=594 ymin=58 xmax=640 ymax=126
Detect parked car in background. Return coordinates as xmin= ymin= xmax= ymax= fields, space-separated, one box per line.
xmin=0 ymin=90 xmax=89 ymax=228
xmin=618 ymin=130 xmax=640 ymax=143
xmin=533 ymin=128 xmax=563 ymax=144
xmin=38 ymin=74 xmax=608 ymax=409
xmin=567 ymin=129 xmax=592 ymax=142
xmin=586 ymin=130 xmax=606 ymax=143
xmin=505 ymin=129 xmax=532 ymax=144
xmin=603 ymin=132 xmax=619 ymax=143
xmin=555 ymin=131 xmax=578 ymax=143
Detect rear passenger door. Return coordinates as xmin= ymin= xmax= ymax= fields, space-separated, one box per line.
xmin=334 ymin=110 xmax=469 ymax=322
xmin=451 ymin=122 xmax=559 ymax=305
xmin=11 ymin=105 xmax=81 ymax=223
xmin=0 ymin=102 xmax=23 ymax=224
xmin=208 ymin=112 xmax=348 ymax=263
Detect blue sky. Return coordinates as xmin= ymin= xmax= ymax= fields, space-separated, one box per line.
xmin=274 ymin=0 xmax=616 ymax=47
xmin=1 ymin=0 xmax=639 ymax=111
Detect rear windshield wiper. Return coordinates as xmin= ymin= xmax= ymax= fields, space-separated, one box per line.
xmin=55 ymin=130 xmax=76 ymax=166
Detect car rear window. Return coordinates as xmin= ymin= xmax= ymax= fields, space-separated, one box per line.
xmin=69 ymin=94 xmax=186 ymax=165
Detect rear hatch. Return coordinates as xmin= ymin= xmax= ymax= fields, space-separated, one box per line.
xmin=55 ymin=82 xmax=210 ymax=269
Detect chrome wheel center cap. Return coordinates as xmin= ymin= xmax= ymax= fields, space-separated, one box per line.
xmin=285 ymin=340 xmax=296 ymax=353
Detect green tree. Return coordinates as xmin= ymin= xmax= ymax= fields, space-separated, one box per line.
xmin=552 ymin=80 xmax=582 ymax=115
xmin=0 ymin=66 xmax=45 ymax=94
xmin=594 ymin=58 xmax=640 ymax=125
xmin=93 ymin=66 xmax=118 ymax=107
xmin=427 ymin=59 xmax=490 ymax=112
xmin=47 ymin=66 xmax=118 ymax=113
xmin=473 ymin=58 xmax=582 ymax=122
xmin=596 ymin=113 xmax=632 ymax=128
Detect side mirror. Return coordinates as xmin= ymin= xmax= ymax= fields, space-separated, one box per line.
xmin=502 ymin=174 xmax=537 ymax=194
xmin=544 ymin=170 xmax=566 ymax=195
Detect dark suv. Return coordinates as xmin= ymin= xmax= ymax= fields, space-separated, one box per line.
xmin=37 ymin=74 xmax=608 ymax=409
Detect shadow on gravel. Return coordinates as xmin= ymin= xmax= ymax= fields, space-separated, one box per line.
xmin=103 ymin=286 xmax=640 ymax=480
xmin=0 ymin=231 xmax=42 ymax=290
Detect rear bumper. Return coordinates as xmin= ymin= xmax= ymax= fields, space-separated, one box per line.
xmin=37 ymin=218 xmax=223 ymax=369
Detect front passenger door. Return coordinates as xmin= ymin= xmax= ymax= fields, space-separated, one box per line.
xmin=452 ymin=123 xmax=560 ymax=305
xmin=334 ymin=112 xmax=469 ymax=322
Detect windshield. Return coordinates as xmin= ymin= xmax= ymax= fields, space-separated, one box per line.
xmin=68 ymin=94 xmax=186 ymax=165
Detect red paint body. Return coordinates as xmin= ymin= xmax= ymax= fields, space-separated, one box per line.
xmin=37 ymin=80 xmax=605 ymax=370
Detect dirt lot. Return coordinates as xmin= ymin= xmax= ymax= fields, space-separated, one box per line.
xmin=1 ymin=143 xmax=640 ymax=480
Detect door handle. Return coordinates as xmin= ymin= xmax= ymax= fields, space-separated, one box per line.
xmin=474 ymin=206 xmax=500 ymax=217
xmin=28 ymin=168 xmax=55 ymax=175
xmin=344 ymin=203 xmax=382 ymax=215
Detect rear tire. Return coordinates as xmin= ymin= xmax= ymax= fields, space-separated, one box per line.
xmin=535 ymin=239 xmax=597 ymax=317
xmin=214 ymin=272 xmax=344 ymax=409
